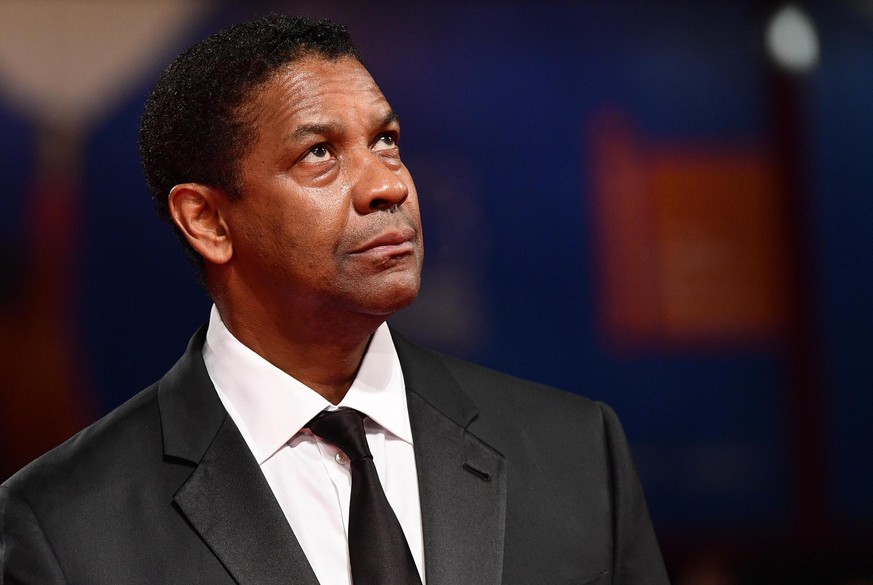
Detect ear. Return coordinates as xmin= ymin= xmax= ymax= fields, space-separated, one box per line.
xmin=168 ymin=183 xmax=233 ymax=265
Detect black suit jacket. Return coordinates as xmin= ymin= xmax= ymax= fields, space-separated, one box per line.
xmin=1 ymin=328 xmax=669 ymax=584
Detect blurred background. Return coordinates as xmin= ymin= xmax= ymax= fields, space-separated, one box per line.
xmin=1 ymin=0 xmax=871 ymax=582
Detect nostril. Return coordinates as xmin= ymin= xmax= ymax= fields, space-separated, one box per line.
xmin=369 ymin=199 xmax=400 ymax=212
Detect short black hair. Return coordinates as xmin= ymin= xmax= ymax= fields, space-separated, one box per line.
xmin=139 ymin=14 xmax=360 ymax=266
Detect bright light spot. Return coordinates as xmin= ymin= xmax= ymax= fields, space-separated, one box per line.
xmin=765 ymin=4 xmax=820 ymax=73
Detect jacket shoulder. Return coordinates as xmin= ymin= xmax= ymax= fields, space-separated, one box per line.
xmin=430 ymin=347 xmax=605 ymax=424
xmin=393 ymin=331 xmax=611 ymax=452
xmin=2 ymin=382 xmax=162 ymax=501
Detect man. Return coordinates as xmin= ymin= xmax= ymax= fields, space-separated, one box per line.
xmin=0 ymin=15 xmax=669 ymax=585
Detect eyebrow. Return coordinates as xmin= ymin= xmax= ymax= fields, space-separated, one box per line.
xmin=381 ymin=111 xmax=400 ymax=127
xmin=290 ymin=111 xmax=400 ymax=141
xmin=292 ymin=122 xmax=337 ymax=141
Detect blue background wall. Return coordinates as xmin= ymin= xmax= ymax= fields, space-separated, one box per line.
xmin=1 ymin=1 xmax=871 ymax=581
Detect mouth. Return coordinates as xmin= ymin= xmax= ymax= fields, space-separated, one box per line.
xmin=351 ymin=226 xmax=417 ymax=256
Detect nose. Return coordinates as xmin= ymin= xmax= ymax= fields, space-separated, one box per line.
xmin=351 ymin=153 xmax=409 ymax=214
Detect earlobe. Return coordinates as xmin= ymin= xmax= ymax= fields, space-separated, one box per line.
xmin=168 ymin=183 xmax=233 ymax=264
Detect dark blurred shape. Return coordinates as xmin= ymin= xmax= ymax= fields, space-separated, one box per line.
xmin=674 ymin=549 xmax=738 ymax=585
xmin=0 ymin=126 xmax=95 ymax=481
xmin=0 ymin=240 xmax=24 ymax=306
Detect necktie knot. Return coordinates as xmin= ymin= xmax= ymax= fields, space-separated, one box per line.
xmin=305 ymin=407 xmax=423 ymax=585
xmin=307 ymin=408 xmax=372 ymax=462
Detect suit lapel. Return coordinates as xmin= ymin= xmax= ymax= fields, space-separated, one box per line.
xmin=393 ymin=331 xmax=507 ymax=585
xmin=159 ymin=326 xmax=506 ymax=584
xmin=174 ymin=416 xmax=319 ymax=585
xmin=159 ymin=328 xmax=319 ymax=585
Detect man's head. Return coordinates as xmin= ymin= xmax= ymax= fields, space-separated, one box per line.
xmin=140 ymin=15 xmax=359 ymax=252
xmin=139 ymin=15 xmax=423 ymax=330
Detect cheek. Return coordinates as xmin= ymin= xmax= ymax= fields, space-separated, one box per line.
xmin=404 ymin=196 xmax=423 ymax=233
xmin=401 ymin=176 xmax=422 ymax=217
xmin=288 ymin=202 xmax=356 ymax=264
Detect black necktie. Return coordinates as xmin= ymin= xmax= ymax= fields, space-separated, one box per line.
xmin=307 ymin=408 xmax=423 ymax=585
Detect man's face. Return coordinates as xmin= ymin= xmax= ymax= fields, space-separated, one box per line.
xmin=222 ymin=56 xmax=423 ymax=321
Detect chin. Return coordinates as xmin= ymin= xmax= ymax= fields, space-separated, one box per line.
xmin=364 ymin=278 xmax=421 ymax=316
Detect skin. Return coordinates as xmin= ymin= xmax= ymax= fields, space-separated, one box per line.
xmin=168 ymin=56 xmax=424 ymax=403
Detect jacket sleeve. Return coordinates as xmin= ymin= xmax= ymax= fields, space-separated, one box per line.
xmin=597 ymin=403 xmax=671 ymax=585
xmin=0 ymin=485 xmax=68 ymax=585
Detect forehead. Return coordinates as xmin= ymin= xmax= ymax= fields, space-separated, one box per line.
xmin=248 ymin=56 xmax=391 ymax=131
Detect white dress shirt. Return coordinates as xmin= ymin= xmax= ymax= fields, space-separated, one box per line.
xmin=202 ymin=306 xmax=425 ymax=585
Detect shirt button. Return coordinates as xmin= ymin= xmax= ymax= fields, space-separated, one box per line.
xmin=335 ymin=452 xmax=350 ymax=465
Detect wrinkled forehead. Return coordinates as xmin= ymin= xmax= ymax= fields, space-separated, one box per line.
xmin=244 ymin=57 xmax=396 ymax=146
xmin=246 ymin=55 xmax=389 ymax=122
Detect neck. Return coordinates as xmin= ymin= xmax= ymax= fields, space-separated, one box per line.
xmin=214 ymin=300 xmax=385 ymax=405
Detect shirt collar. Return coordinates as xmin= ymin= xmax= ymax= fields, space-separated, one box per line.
xmin=202 ymin=306 xmax=412 ymax=465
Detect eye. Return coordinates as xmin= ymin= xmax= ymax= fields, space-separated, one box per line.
xmin=373 ymin=133 xmax=398 ymax=152
xmin=301 ymin=143 xmax=332 ymax=162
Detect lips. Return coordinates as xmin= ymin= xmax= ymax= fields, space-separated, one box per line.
xmin=351 ymin=226 xmax=416 ymax=255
